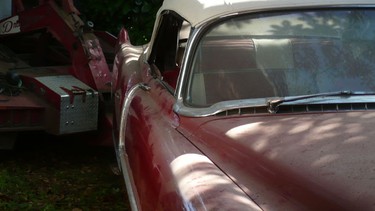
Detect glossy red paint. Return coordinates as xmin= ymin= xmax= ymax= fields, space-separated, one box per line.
xmin=115 ymin=54 xmax=375 ymax=209
xmin=111 ymin=32 xmax=261 ymax=207
xmin=113 ymin=0 xmax=375 ymax=210
xmin=121 ymin=79 xmax=260 ymax=210
xmin=179 ymin=111 xmax=375 ymax=210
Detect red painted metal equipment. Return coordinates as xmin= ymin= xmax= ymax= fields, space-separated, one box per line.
xmin=0 ymin=0 xmax=115 ymax=148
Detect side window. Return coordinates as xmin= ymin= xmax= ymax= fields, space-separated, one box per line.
xmin=149 ymin=12 xmax=190 ymax=89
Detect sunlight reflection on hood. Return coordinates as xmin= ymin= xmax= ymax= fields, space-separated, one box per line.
xmin=170 ymin=153 xmax=261 ymax=210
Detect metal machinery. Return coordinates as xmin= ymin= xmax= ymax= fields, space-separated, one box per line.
xmin=0 ymin=0 xmax=116 ymax=148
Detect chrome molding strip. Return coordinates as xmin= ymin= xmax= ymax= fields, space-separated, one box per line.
xmin=174 ymin=96 xmax=375 ymax=117
xmin=118 ymin=83 xmax=150 ymax=211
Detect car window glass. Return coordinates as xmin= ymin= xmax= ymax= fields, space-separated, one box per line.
xmin=186 ymin=9 xmax=375 ymax=107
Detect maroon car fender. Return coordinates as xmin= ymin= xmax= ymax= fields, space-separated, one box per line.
xmin=117 ymin=79 xmax=261 ymax=210
xmin=112 ymin=40 xmax=146 ymax=132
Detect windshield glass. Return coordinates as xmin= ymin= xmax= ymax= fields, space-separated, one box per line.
xmin=186 ymin=9 xmax=375 ymax=107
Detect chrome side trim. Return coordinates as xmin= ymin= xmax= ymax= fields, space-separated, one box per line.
xmin=118 ymin=83 xmax=150 ymax=211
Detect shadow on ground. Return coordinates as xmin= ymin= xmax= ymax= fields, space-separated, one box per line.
xmin=0 ymin=131 xmax=130 ymax=211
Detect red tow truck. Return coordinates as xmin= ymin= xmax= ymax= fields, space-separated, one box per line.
xmin=0 ymin=0 xmax=116 ymax=148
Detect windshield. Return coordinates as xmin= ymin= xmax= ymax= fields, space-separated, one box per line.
xmin=186 ymin=9 xmax=375 ymax=107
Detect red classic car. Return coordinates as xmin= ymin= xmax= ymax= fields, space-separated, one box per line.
xmin=112 ymin=0 xmax=375 ymax=210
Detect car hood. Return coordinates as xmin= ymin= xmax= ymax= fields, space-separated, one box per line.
xmin=185 ymin=111 xmax=375 ymax=210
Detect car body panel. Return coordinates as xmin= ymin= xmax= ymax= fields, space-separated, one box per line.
xmin=178 ymin=111 xmax=375 ymax=210
xmin=121 ymin=79 xmax=261 ymax=210
xmin=112 ymin=0 xmax=375 ymax=210
xmin=156 ymin=0 xmax=375 ymax=27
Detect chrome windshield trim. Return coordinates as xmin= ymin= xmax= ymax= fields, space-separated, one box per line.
xmin=174 ymin=98 xmax=267 ymax=117
xmin=174 ymin=96 xmax=375 ymax=117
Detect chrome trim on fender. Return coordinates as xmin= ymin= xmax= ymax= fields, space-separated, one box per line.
xmin=118 ymin=83 xmax=150 ymax=211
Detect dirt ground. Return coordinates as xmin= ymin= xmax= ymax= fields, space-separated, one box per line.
xmin=0 ymin=131 xmax=130 ymax=211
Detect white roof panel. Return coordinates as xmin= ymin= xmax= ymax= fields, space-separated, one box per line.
xmin=158 ymin=0 xmax=375 ymax=26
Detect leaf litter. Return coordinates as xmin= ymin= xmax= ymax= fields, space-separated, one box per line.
xmin=0 ymin=132 xmax=130 ymax=211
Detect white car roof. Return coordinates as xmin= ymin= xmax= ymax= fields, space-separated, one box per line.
xmin=158 ymin=0 xmax=375 ymax=26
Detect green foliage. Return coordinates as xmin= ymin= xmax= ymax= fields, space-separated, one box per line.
xmin=78 ymin=0 xmax=163 ymax=45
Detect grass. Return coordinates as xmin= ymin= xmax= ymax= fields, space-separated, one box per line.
xmin=0 ymin=132 xmax=130 ymax=211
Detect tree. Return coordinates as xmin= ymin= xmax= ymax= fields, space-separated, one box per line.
xmin=77 ymin=0 xmax=163 ymax=45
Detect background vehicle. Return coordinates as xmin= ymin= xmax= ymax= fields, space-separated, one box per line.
xmin=0 ymin=0 xmax=116 ymax=148
xmin=113 ymin=0 xmax=375 ymax=210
